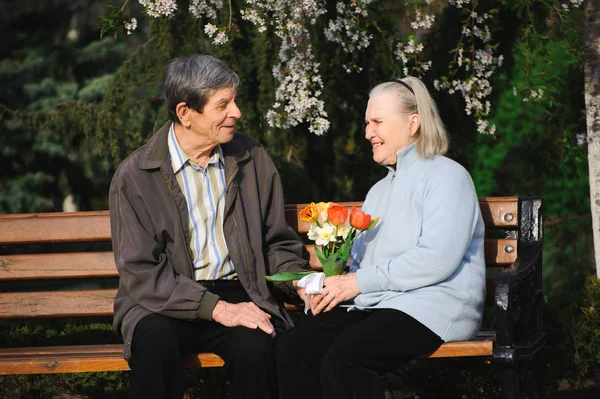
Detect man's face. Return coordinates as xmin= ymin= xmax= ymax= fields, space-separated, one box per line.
xmin=189 ymin=85 xmax=242 ymax=146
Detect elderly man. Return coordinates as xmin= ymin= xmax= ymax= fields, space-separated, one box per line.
xmin=109 ymin=54 xmax=309 ymax=399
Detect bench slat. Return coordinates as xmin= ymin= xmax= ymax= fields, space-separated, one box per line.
xmin=305 ymin=239 xmax=516 ymax=269
xmin=3 ymin=281 xmax=497 ymax=319
xmin=0 ymin=238 xmax=516 ymax=281
xmin=0 ymin=344 xmax=224 ymax=375
xmin=425 ymin=336 xmax=494 ymax=358
xmin=285 ymin=197 xmax=518 ymax=233
xmin=484 ymin=238 xmax=517 ymax=266
xmin=0 ymin=252 xmax=116 ymax=281
xmin=478 ymin=197 xmax=519 ymax=229
xmin=0 ymin=212 xmax=111 ymax=245
xmin=0 ymin=334 xmax=494 ymax=375
xmin=0 ymin=289 xmax=116 ymax=318
xmin=0 ymin=197 xmax=517 ymax=245
xmin=285 ymin=277 xmax=494 ymax=312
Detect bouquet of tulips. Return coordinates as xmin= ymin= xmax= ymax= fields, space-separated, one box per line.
xmin=266 ymin=202 xmax=379 ymax=282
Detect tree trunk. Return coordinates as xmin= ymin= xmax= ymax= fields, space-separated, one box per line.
xmin=585 ymin=0 xmax=600 ymax=278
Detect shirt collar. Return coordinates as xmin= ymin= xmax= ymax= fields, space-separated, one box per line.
xmin=168 ymin=123 xmax=223 ymax=173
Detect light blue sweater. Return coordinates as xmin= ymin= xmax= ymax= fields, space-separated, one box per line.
xmin=349 ymin=142 xmax=486 ymax=342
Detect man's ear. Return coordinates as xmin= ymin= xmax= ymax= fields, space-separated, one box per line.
xmin=176 ymin=102 xmax=191 ymax=127
xmin=409 ymin=114 xmax=421 ymax=137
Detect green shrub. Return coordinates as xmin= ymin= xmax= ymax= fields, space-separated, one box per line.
xmin=573 ymin=277 xmax=600 ymax=386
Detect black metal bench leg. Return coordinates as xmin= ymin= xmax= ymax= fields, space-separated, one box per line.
xmin=519 ymin=353 xmax=545 ymax=399
xmin=499 ymin=361 xmax=520 ymax=399
xmin=499 ymin=353 xmax=544 ymax=399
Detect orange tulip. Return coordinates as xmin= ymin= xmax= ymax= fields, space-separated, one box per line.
xmin=327 ymin=204 xmax=348 ymax=226
xmin=349 ymin=207 xmax=371 ymax=230
xmin=299 ymin=202 xmax=319 ymax=223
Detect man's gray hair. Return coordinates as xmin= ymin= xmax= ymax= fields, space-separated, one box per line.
xmin=164 ymin=54 xmax=240 ymax=123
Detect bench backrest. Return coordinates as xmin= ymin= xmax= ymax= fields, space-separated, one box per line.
xmin=0 ymin=198 xmax=520 ymax=319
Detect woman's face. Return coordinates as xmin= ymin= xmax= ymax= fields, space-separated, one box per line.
xmin=364 ymin=91 xmax=419 ymax=165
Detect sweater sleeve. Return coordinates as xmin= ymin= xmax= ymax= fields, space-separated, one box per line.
xmin=356 ymin=164 xmax=480 ymax=293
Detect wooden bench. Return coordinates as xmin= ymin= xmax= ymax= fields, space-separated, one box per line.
xmin=0 ymin=197 xmax=544 ymax=398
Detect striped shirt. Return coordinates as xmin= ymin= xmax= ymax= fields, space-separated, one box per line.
xmin=167 ymin=123 xmax=237 ymax=281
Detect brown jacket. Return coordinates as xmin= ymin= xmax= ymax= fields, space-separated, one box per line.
xmin=109 ymin=123 xmax=310 ymax=359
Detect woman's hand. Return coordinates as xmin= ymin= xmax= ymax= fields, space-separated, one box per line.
xmin=310 ymin=274 xmax=360 ymax=315
xmin=292 ymin=280 xmax=308 ymax=303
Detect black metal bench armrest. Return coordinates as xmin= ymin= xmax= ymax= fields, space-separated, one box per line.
xmin=493 ymin=197 xmax=544 ymax=365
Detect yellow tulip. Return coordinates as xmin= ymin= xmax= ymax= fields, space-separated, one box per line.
xmin=299 ymin=202 xmax=319 ymax=222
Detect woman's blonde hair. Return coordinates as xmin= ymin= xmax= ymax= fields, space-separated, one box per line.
xmin=369 ymin=76 xmax=449 ymax=158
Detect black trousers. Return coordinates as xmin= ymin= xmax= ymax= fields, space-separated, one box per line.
xmin=276 ymin=308 xmax=444 ymax=399
xmin=128 ymin=282 xmax=279 ymax=399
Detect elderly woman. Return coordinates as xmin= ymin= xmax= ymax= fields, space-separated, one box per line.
xmin=277 ymin=77 xmax=486 ymax=399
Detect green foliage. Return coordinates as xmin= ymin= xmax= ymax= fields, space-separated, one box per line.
xmin=99 ymin=5 xmax=128 ymax=39
xmin=573 ymin=277 xmax=600 ymax=385
xmin=0 ymin=2 xmax=133 ymax=213
xmin=0 ymin=372 xmax=128 ymax=399
xmin=382 ymin=358 xmax=502 ymax=399
xmin=471 ymin=30 xmax=585 ymax=201
xmin=78 ymin=75 xmax=116 ymax=102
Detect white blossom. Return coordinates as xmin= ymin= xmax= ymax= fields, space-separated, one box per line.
xmin=559 ymin=0 xmax=583 ymax=11
xmin=139 ymin=0 xmax=177 ymax=18
xmin=241 ymin=8 xmax=267 ymax=32
xmin=124 ymin=18 xmax=137 ymax=35
xmin=476 ymin=119 xmax=496 ymax=135
xmin=132 ymin=0 xmax=579 ymax=137
xmin=238 ymin=0 xmax=330 ymax=135
xmin=324 ymin=1 xmax=373 ymax=54
xmin=311 ymin=223 xmax=337 ymax=246
xmin=530 ymin=88 xmax=544 ymax=101
xmin=336 ymin=222 xmax=351 ymax=239
xmin=448 ymin=0 xmax=472 ymax=8
xmin=189 ymin=0 xmax=224 ymax=19
xmin=204 ymin=23 xmax=218 ymax=37
xmin=410 ymin=9 xmax=435 ymax=30
xmin=432 ymin=2 xmax=502 ymax=125
xmin=213 ymin=30 xmax=229 ymax=45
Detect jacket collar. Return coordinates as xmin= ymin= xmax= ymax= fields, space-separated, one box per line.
xmin=138 ymin=121 xmax=251 ymax=172
xmin=395 ymin=141 xmax=420 ymax=170
xmin=382 ymin=141 xmax=421 ymax=174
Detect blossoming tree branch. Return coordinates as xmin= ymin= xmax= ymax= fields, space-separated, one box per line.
xmin=101 ymin=0 xmax=583 ymax=136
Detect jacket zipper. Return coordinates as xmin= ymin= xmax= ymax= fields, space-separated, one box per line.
xmin=226 ymin=162 xmax=239 ymax=191
xmin=365 ymin=171 xmax=396 ymax=263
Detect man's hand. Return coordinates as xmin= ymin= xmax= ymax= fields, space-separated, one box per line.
xmin=297 ymin=287 xmax=307 ymax=303
xmin=310 ymin=274 xmax=360 ymax=315
xmin=212 ymin=301 xmax=276 ymax=337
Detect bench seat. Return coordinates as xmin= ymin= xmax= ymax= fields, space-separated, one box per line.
xmin=0 ymin=332 xmax=496 ymax=375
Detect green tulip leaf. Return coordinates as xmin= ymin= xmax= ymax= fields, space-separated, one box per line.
xmin=265 ymin=271 xmax=317 ymax=282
